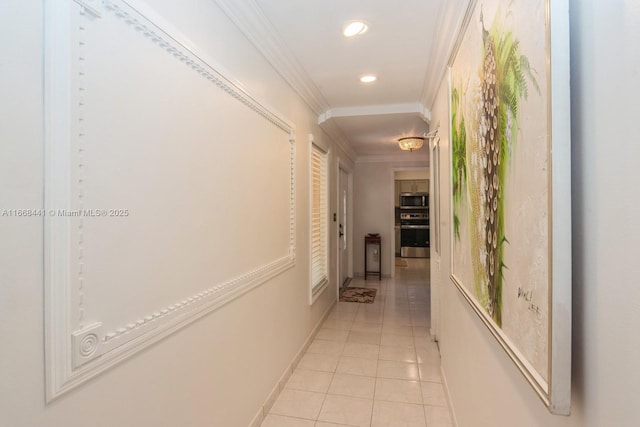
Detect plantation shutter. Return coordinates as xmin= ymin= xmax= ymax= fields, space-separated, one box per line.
xmin=311 ymin=144 xmax=328 ymax=291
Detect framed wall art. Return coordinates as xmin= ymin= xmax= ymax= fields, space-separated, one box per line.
xmin=448 ymin=0 xmax=571 ymax=414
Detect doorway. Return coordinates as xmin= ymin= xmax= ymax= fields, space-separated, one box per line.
xmin=392 ymin=168 xmax=429 ymax=278
xmin=338 ymin=164 xmax=352 ymax=292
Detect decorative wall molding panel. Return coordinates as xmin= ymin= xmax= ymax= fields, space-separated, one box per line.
xmin=45 ymin=0 xmax=296 ymax=401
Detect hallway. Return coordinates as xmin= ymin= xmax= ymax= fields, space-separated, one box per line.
xmin=261 ymin=259 xmax=454 ymax=427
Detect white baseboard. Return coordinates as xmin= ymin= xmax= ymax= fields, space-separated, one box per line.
xmin=440 ymin=365 xmax=459 ymax=427
xmin=248 ymin=299 xmax=337 ymax=426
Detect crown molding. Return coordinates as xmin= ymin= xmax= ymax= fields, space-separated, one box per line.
xmin=421 ymin=0 xmax=473 ymax=109
xmin=319 ymin=102 xmax=431 ymax=124
xmin=215 ymin=0 xmax=331 ymax=116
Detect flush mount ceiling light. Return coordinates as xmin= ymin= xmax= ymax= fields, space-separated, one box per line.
xmin=343 ymin=21 xmax=369 ymax=37
xmin=360 ymin=75 xmax=377 ymax=83
xmin=398 ymin=136 xmax=425 ymax=152
xmin=398 ymin=126 xmax=440 ymax=152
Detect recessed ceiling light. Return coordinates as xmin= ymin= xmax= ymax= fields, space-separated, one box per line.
xmin=343 ymin=21 xmax=368 ymax=37
xmin=360 ymin=75 xmax=377 ymax=83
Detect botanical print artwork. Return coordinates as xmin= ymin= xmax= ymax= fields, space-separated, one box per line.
xmin=451 ymin=0 xmax=550 ymax=382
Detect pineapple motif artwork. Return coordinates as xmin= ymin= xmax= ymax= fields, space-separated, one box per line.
xmin=450 ymin=0 xmax=550 ymax=384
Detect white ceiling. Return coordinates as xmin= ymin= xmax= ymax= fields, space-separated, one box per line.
xmin=216 ymin=0 xmax=448 ymax=160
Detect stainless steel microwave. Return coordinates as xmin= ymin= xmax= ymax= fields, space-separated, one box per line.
xmin=400 ymin=192 xmax=428 ymax=208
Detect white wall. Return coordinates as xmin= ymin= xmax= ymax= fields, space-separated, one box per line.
xmin=353 ymin=160 xmax=428 ymax=277
xmin=432 ymin=0 xmax=640 ymax=425
xmin=0 ymin=1 xmax=352 ymax=426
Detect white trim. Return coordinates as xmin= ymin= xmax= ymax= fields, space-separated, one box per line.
xmin=250 ymin=299 xmax=336 ymax=426
xmin=309 ymin=136 xmax=330 ymax=304
xmin=318 ymin=102 xmax=432 ymax=124
xmin=214 ymin=0 xmax=330 ymax=116
xmin=421 ymin=0 xmax=475 ymax=110
xmin=45 ymin=0 xmax=296 ymax=401
xmin=335 ymin=158 xmax=354 ymax=293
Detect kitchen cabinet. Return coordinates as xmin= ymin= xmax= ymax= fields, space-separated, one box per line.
xmin=414 ymin=180 xmax=428 ymax=192
xmin=399 ymin=180 xmax=415 ymax=193
xmin=395 ymin=180 xmax=429 ymax=205
xmin=398 ymin=179 xmax=428 ymax=193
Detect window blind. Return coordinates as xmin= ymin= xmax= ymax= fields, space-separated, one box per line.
xmin=311 ymin=144 xmax=328 ymax=291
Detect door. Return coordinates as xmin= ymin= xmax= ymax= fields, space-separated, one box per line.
xmin=338 ymin=167 xmax=349 ymax=288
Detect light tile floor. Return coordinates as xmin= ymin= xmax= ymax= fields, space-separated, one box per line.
xmin=261 ymin=258 xmax=454 ymax=427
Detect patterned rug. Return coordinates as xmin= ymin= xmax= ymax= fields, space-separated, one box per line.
xmin=339 ymin=287 xmax=377 ymax=304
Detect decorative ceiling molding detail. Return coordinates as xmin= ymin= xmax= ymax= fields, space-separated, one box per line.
xmin=318 ymin=103 xmax=432 ymax=125
xmin=214 ymin=0 xmax=330 ymax=116
xmin=420 ymin=0 xmax=473 ymax=110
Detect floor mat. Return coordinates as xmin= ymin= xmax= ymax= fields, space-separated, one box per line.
xmin=339 ymin=287 xmax=377 ymax=303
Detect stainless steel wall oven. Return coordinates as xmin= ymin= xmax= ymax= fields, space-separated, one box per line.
xmin=399 ymin=211 xmax=429 ymax=258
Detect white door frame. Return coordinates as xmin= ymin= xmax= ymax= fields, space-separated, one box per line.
xmin=390 ymin=166 xmax=429 ymax=278
xmin=336 ymin=158 xmax=353 ymax=295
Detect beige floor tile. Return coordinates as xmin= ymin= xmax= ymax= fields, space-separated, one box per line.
xmin=381 ymin=324 xmax=414 ymax=337
xmin=350 ymin=322 xmax=383 ymax=334
xmin=269 ymin=389 xmax=326 ymax=420
xmin=342 ymin=342 xmax=379 ymax=360
xmin=382 ymin=315 xmax=414 ymax=327
xmin=421 ymin=381 xmax=447 ymax=406
xmin=347 ymin=331 xmax=381 ymax=345
xmin=424 ymin=405 xmax=454 ymax=427
xmin=409 ymin=309 xmax=429 ymax=318
xmin=374 ymin=378 xmax=422 ymax=404
xmin=371 ymin=401 xmax=426 ymax=427
xmin=265 ymin=260 xmax=442 ymax=427
xmin=307 ymin=339 xmax=346 ymax=356
xmin=378 ymin=345 xmax=417 ymax=363
xmin=315 ymin=328 xmax=350 ymax=342
xmin=315 ymin=422 xmax=359 ymax=427
xmin=321 ymin=317 xmax=354 ymax=331
xmin=411 ymin=318 xmax=430 ymax=327
xmin=380 ymin=333 xmax=416 ymax=348
xmin=412 ymin=326 xmax=431 ymax=337
xmin=377 ymin=360 xmax=420 ymax=381
xmin=285 ymin=369 xmax=334 ymax=393
xmin=325 ymin=311 xmax=358 ymax=323
xmin=298 ymin=353 xmax=340 ymax=372
xmin=317 ymin=395 xmax=373 ymax=427
xmin=415 ymin=341 xmax=440 ymax=364
xmin=335 ymin=301 xmax=361 ymax=312
xmin=328 ymin=373 xmax=376 ymax=399
xmin=383 ymin=307 xmax=411 ymax=316
xmin=418 ymin=361 xmax=442 ymax=382
xmin=414 ymin=338 xmax=439 ymax=353
xmin=260 ymin=414 xmax=315 ymax=427
xmin=353 ymin=312 xmax=384 ymax=324
xmin=336 ymin=356 xmax=378 ymax=377
xmin=359 ymin=302 xmax=384 ymax=311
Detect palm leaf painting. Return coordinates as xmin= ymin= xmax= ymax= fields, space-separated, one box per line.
xmin=451 ymin=3 xmax=539 ymax=326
